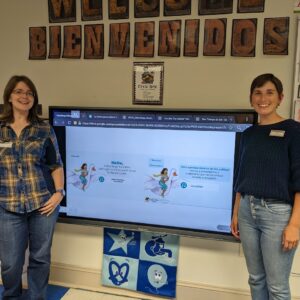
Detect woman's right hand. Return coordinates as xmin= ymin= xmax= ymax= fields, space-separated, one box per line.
xmin=231 ymin=192 xmax=241 ymax=239
xmin=231 ymin=214 xmax=240 ymax=239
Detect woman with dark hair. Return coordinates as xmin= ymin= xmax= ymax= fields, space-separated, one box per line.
xmin=77 ymin=163 xmax=88 ymax=190
xmin=155 ymin=168 xmax=169 ymax=197
xmin=0 ymin=75 xmax=64 ymax=299
xmin=231 ymin=74 xmax=300 ymax=300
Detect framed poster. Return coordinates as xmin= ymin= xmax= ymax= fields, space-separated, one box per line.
xmin=133 ymin=62 xmax=164 ymax=105
xmin=295 ymin=0 xmax=300 ymax=13
xmin=294 ymin=100 xmax=300 ymax=122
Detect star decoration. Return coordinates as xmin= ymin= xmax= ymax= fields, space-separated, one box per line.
xmin=107 ymin=230 xmax=135 ymax=254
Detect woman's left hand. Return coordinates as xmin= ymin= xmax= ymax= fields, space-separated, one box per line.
xmin=282 ymin=224 xmax=300 ymax=251
xmin=39 ymin=193 xmax=63 ymax=216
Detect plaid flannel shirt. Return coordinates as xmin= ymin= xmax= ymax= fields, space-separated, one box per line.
xmin=0 ymin=121 xmax=63 ymax=213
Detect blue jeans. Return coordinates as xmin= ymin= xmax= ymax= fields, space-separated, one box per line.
xmin=0 ymin=205 xmax=59 ymax=300
xmin=238 ymin=195 xmax=296 ymax=300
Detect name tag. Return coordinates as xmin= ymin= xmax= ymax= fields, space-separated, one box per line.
xmin=269 ymin=130 xmax=285 ymax=137
xmin=0 ymin=142 xmax=13 ymax=148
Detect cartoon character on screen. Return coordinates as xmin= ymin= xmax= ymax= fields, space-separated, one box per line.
xmin=145 ymin=168 xmax=178 ymax=197
xmin=77 ymin=163 xmax=88 ymax=190
xmin=67 ymin=163 xmax=97 ymax=191
xmin=155 ymin=168 xmax=169 ymax=197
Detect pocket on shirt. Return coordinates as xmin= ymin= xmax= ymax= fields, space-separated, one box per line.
xmin=25 ymin=137 xmax=43 ymax=157
xmin=264 ymin=201 xmax=292 ymax=215
xmin=0 ymin=147 xmax=11 ymax=157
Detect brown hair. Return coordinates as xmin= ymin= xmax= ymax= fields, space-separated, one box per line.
xmin=0 ymin=75 xmax=41 ymax=123
xmin=250 ymin=73 xmax=283 ymax=96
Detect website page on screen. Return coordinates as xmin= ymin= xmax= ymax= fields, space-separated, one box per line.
xmin=53 ymin=110 xmax=253 ymax=233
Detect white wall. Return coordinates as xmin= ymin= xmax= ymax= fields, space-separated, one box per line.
xmin=0 ymin=0 xmax=299 ymax=298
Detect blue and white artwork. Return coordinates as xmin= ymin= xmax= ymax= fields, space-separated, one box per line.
xmin=102 ymin=228 xmax=179 ymax=298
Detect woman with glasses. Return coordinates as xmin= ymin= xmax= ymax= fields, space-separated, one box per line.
xmin=0 ymin=75 xmax=64 ymax=299
xmin=231 ymin=73 xmax=300 ymax=300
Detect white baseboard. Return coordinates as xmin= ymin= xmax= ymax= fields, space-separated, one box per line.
xmin=1 ymin=262 xmax=299 ymax=300
xmin=49 ymin=262 xmax=253 ymax=300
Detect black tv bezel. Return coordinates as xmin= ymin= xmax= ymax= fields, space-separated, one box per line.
xmin=49 ymin=106 xmax=258 ymax=241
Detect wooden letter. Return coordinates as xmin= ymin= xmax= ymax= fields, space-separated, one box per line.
xmin=135 ymin=0 xmax=159 ymax=18
xmin=49 ymin=26 xmax=61 ymax=58
xmin=134 ymin=22 xmax=155 ymax=57
xmin=84 ymin=24 xmax=104 ymax=59
xmin=63 ymin=25 xmax=82 ymax=58
xmin=203 ymin=19 xmax=226 ymax=56
xmin=199 ymin=0 xmax=233 ymax=15
xmin=29 ymin=27 xmax=47 ymax=60
xmin=237 ymin=0 xmax=265 ymax=13
xmin=108 ymin=0 xmax=129 ymax=19
xmin=48 ymin=0 xmax=76 ymax=22
xmin=158 ymin=20 xmax=181 ymax=57
xmin=263 ymin=17 xmax=289 ymax=55
xmin=81 ymin=0 xmax=102 ymax=21
xmin=184 ymin=19 xmax=200 ymax=57
xmin=109 ymin=23 xmax=130 ymax=57
xmin=231 ymin=19 xmax=257 ymax=57
xmin=164 ymin=0 xmax=191 ymax=16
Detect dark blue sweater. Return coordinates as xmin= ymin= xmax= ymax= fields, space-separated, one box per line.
xmin=234 ymin=119 xmax=300 ymax=204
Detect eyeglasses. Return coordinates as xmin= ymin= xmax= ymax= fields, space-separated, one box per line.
xmin=12 ymin=89 xmax=35 ymax=98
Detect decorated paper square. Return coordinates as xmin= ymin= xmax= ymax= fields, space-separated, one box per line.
xmin=102 ymin=227 xmax=179 ymax=297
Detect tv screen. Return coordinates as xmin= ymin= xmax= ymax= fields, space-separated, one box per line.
xmin=49 ymin=107 xmax=257 ymax=240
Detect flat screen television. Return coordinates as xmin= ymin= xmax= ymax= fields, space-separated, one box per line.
xmin=49 ymin=107 xmax=257 ymax=240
